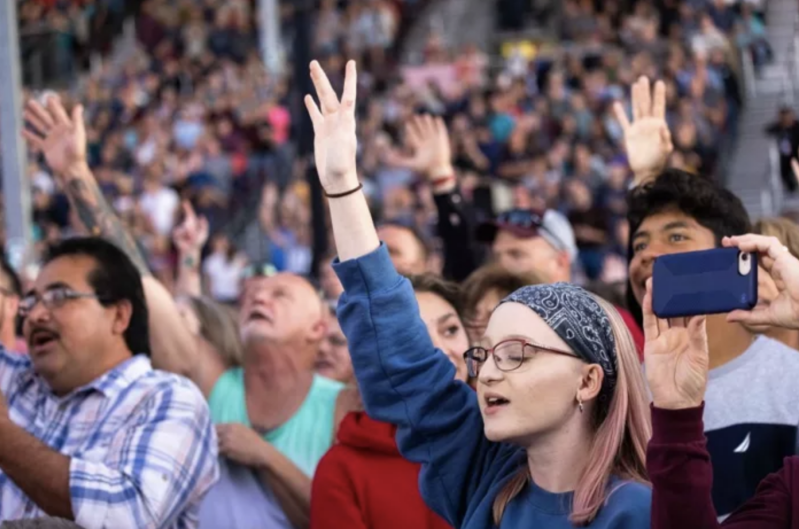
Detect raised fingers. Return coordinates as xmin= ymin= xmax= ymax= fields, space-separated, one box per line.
xmin=22 ymin=130 xmax=45 ymax=152
xmin=47 ymin=94 xmax=71 ymax=126
xmin=642 ymin=279 xmax=660 ymax=339
xmin=309 ymin=60 xmax=339 ymax=114
xmin=25 ymin=100 xmax=55 ymax=136
xmin=613 ymin=100 xmax=631 ymax=133
xmin=341 ymin=60 xmax=357 ymax=112
xmin=652 ymin=80 xmax=667 ymax=119
xmin=304 ymin=94 xmax=324 ymax=132
xmin=724 ymin=235 xmax=787 ymax=261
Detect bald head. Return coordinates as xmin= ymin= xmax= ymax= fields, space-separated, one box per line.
xmin=239 ymin=273 xmax=326 ymax=356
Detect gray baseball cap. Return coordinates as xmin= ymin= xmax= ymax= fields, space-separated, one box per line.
xmin=475 ymin=208 xmax=578 ymax=262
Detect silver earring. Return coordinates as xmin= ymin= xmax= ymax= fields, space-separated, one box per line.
xmin=578 ymin=397 xmax=584 ymax=413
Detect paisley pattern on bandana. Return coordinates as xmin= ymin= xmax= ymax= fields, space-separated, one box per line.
xmin=500 ymin=282 xmax=618 ymax=405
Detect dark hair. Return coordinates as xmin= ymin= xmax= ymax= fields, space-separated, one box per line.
xmin=461 ymin=263 xmax=544 ymax=321
xmin=625 ymin=169 xmax=752 ymax=323
xmin=44 ymin=237 xmax=150 ymax=356
xmin=0 ymin=256 xmax=22 ymax=297
xmin=408 ymin=274 xmax=465 ymax=322
xmin=378 ymin=221 xmax=431 ymax=259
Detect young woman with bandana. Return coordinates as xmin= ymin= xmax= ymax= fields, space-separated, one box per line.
xmin=304 ymin=61 xmax=652 ymax=528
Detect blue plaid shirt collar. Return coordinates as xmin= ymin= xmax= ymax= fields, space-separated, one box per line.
xmin=14 ymin=354 xmax=152 ymax=400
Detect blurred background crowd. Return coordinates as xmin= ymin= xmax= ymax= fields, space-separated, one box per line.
xmin=5 ymin=0 xmax=799 ymax=528
xmin=6 ymin=0 xmax=775 ymax=306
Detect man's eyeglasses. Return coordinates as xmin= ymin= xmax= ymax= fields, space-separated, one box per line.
xmin=463 ymin=338 xmax=577 ymax=378
xmin=0 ymin=286 xmax=17 ymax=298
xmin=18 ymin=288 xmax=104 ymax=318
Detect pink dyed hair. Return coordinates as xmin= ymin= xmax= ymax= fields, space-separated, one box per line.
xmin=492 ymin=295 xmax=652 ymax=526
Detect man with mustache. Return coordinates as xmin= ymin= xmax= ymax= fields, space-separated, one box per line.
xmin=0 ymin=236 xmax=218 ymax=527
xmin=22 ymin=95 xmax=343 ymax=529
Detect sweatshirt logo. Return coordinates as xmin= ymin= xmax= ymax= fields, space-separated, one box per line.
xmin=733 ymin=433 xmax=751 ymax=453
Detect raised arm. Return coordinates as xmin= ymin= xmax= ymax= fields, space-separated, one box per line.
xmin=22 ymin=97 xmax=205 ymax=387
xmin=643 ymin=277 xmax=793 ymax=529
xmin=172 ymin=201 xmax=209 ymax=298
xmin=613 ymin=76 xmax=674 ymax=188
xmin=304 ymin=61 xmax=512 ymax=526
xmin=403 ymin=115 xmax=482 ymax=281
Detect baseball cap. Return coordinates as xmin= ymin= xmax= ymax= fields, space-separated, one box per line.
xmin=475 ymin=208 xmax=579 ymax=262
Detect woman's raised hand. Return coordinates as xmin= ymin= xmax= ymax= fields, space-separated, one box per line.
xmin=304 ymin=60 xmax=359 ymax=195
xmin=643 ymin=280 xmax=709 ymax=410
xmin=304 ymin=59 xmax=379 ymax=262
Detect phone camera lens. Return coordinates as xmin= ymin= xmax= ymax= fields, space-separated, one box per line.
xmin=742 ymin=253 xmax=749 ymax=261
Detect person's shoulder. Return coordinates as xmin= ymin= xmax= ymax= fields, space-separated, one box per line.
xmin=747 ymin=336 xmax=799 ymax=374
xmin=756 ymin=336 xmax=799 ymax=358
xmin=0 ymin=347 xmax=31 ymax=369
xmin=604 ymin=480 xmax=651 ymax=519
xmin=313 ymin=374 xmax=346 ymax=397
xmin=143 ymin=366 xmax=211 ymax=408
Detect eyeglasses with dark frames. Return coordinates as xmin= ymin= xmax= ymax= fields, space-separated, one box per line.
xmin=463 ymin=338 xmax=578 ymax=378
xmin=18 ymin=288 xmax=105 ymax=319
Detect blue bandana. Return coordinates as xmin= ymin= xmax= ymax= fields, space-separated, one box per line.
xmin=500 ymin=283 xmax=618 ymax=406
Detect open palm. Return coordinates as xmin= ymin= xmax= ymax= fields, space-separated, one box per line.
xmin=404 ymin=114 xmax=452 ymax=178
xmin=23 ymin=96 xmax=87 ymax=176
xmin=643 ymin=281 xmax=709 ymax=410
xmin=613 ymin=77 xmax=673 ymax=182
xmin=305 ymin=60 xmax=359 ymax=195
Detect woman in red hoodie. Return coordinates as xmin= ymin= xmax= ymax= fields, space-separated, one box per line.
xmin=310 ymin=274 xmax=470 ymax=529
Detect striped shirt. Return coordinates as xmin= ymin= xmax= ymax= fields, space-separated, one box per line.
xmin=0 ymin=350 xmax=219 ymax=529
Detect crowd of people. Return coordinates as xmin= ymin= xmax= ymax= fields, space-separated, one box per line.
xmin=9 ymin=0 xmax=799 ymax=528
xmin=17 ymin=0 xmax=763 ymax=306
xmin=5 ymin=51 xmax=799 ymax=528
xmin=16 ymin=0 xmax=128 ymax=85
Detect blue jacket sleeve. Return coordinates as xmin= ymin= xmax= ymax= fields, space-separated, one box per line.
xmin=334 ymin=245 xmax=515 ymax=526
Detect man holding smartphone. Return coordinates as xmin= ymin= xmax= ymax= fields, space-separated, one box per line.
xmin=616 ymin=78 xmax=799 ymax=519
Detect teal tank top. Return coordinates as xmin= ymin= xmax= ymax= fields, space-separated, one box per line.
xmin=208 ymin=368 xmax=344 ymax=477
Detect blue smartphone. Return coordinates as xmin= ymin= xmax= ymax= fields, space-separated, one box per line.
xmin=652 ymin=247 xmax=758 ymax=319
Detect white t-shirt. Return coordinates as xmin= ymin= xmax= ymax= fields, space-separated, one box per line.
xmin=203 ymin=253 xmax=245 ymax=302
xmin=139 ymin=186 xmax=180 ymax=237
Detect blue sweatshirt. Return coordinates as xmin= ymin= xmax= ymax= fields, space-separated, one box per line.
xmin=333 ymin=245 xmax=651 ymax=529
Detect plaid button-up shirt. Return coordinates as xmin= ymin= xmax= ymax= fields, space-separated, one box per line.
xmin=0 ymin=350 xmax=219 ymax=529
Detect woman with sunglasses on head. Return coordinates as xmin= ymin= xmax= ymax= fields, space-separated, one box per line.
xmin=305 ymin=61 xmax=652 ymax=528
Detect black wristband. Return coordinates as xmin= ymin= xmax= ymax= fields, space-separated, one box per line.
xmin=324 ymin=183 xmax=363 ymax=199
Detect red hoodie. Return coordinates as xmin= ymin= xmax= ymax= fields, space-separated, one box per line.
xmin=310 ymin=411 xmax=453 ymax=529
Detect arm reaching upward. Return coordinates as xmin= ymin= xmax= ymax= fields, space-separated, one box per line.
xmin=304 ymin=60 xmax=380 ymax=261
xmin=23 ymin=97 xmax=150 ymax=275
xmin=22 ymin=96 xmax=211 ymax=389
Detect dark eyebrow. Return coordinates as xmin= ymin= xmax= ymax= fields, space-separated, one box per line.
xmin=437 ymin=312 xmax=458 ymax=324
xmin=632 ymin=221 xmax=692 ymax=243
xmin=24 ymin=282 xmax=72 ymax=298
xmin=663 ymin=221 xmax=690 ymax=231
xmin=631 ymin=229 xmax=649 ymax=244
xmin=481 ymin=334 xmax=535 ymax=347
xmin=44 ymin=282 xmax=73 ymax=292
